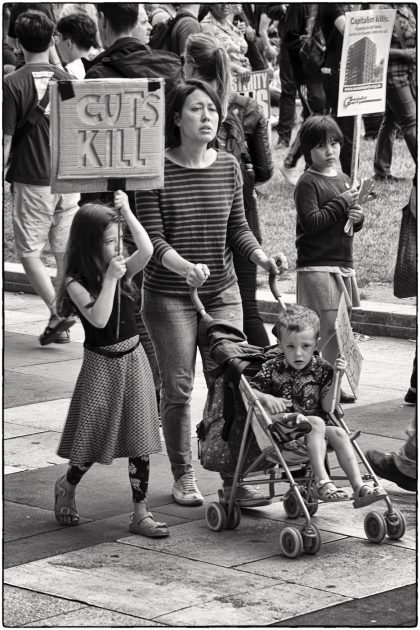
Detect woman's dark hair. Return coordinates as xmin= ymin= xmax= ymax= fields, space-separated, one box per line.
xmin=298 ymin=115 xmax=344 ymax=165
xmin=165 ymin=79 xmax=222 ymax=149
xmin=56 ymin=204 xmax=134 ymax=317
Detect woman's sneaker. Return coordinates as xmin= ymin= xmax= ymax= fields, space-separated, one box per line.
xmin=172 ymin=472 xmax=204 ymax=506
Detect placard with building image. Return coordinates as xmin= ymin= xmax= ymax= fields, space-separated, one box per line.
xmin=337 ymin=8 xmax=396 ymax=117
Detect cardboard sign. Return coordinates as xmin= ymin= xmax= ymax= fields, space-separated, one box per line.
xmin=50 ymin=78 xmax=165 ymax=193
xmin=232 ymin=70 xmax=271 ymax=123
xmin=335 ymin=294 xmax=363 ymax=397
xmin=338 ymin=9 xmax=396 ymax=117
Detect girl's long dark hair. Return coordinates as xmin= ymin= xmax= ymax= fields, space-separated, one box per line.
xmin=56 ymin=203 xmax=135 ymax=318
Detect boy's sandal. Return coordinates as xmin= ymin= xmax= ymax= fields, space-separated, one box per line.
xmin=312 ymin=480 xmax=350 ymax=502
xmin=129 ymin=512 xmax=169 ymax=538
xmin=54 ymin=474 xmax=79 ymax=526
xmin=40 ymin=316 xmax=77 ymax=346
xmin=353 ymin=484 xmax=387 ymax=509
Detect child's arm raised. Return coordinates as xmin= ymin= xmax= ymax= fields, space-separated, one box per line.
xmin=114 ymin=191 xmax=153 ymax=279
xmin=66 ymin=255 xmax=127 ymax=328
xmin=295 ymin=179 xmax=357 ymax=234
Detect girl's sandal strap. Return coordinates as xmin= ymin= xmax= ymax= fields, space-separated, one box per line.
xmin=129 ymin=512 xmax=169 ymax=538
xmin=54 ymin=475 xmax=79 ymax=525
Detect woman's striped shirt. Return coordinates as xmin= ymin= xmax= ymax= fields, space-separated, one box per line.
xmin=135 ymin=151 xmax=260 ymax=295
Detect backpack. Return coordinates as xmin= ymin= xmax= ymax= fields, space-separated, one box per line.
xmin=149 ymin=13 xmax=190 ymax=52
xmin=298 ymin=5 xmax=327 ymax=75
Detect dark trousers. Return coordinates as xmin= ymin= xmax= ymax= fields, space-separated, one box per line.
xmin=286 ymin=80 xmax=326 ymax=167
xmin=277 ymin=45 xmax=296 ymax=143
xmin=232 ymin=250 xmax=269 ymax=347
xmin=323 ymin=73 xmax=355 ymax=177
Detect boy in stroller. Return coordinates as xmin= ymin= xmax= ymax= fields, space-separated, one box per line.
xmin=249 ymin=304 xmax=386 ymax=508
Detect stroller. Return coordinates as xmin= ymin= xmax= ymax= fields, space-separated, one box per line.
xmin=193 ymin=276 xmax=407 ymax=559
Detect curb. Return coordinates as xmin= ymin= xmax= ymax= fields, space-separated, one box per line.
xmin=4 ymin=263 xmax=416 ymax=340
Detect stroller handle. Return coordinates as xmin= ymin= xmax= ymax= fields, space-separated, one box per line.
xmin=269 ymin=273 xmax=287 ymax=311
xmin=190 ymin=287 xmax=206 ymax=314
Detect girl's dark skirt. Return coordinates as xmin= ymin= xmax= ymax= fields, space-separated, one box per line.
xmin=57 ymin=335 xmax=161 ymax=466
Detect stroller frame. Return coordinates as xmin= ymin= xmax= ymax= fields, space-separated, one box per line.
xmin=192 ymin=279 xmax=407 ymax=558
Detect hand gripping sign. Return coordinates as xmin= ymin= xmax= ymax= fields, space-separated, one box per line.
xmin=50 ymin=78 xmax=165 ymax=193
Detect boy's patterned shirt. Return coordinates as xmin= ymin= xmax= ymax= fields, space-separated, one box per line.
xmin=249 ymin=352 xmax=334 ymax=417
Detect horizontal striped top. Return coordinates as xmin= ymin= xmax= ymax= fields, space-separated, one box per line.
xmin=135 ymin=151 xmax=260 ymax=296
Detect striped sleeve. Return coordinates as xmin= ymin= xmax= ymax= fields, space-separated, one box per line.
xmin=134 ymin=187 xmax=175 ymax=265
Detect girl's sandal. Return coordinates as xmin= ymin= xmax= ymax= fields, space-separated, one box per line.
xmin=54 ymin=474 xmax=79 ymax=526
xmin=312 ymin=480 xmax=350 ymax=502
xmin=129 ymin=512 xmax=169 ymax=538
xmin=353 ymin=484 xmax=387 ymax=509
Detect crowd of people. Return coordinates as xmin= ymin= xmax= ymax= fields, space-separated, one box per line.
xmin=3 ymin=3 xmax=416 ymax=537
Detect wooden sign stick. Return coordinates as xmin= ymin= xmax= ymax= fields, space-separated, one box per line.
xmin=344 ymin=113 xmax=362 ymax=237
xmin=116 ymin=208 xmax=121 ymax=340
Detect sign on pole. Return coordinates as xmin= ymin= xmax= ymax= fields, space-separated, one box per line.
xmin=338 ymin=8 xmax=396 ymax=117
xmin=50 ymin=78 xmax=165 ymax=193
xmin=232 ymin=70 xmax=271 ymax=126
xmin=335 ymin=294 xmax=363 ymax=397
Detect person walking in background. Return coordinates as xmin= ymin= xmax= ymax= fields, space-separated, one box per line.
xmin=184 ymin=33 xmax=274 ymax=348
xmin=55 ymin=12 xmax=100 ymax=78
xmin=54 ymin=194 xmax=168 ymax=538
xmin=135 ymin=80 xmax=285 ymax=507
xmin=373 ymin=3 xmax=417 ymax=182
xmin=3 ymin=10 xmax=80 ymax=345
xmin=294 ymin=115 xmax=363 ymax=404
xmin=319 ymin=3 xmax=356 ymax=177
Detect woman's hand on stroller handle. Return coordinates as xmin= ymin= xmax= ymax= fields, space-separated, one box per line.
xmin=185 ymin=263 xmax=210 ymax=287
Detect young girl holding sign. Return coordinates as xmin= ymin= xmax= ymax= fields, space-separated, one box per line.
xmin=54 ymin=192 xmax=168 ymax=538
xmin=294 ymin=115 xmax=363 ymax=404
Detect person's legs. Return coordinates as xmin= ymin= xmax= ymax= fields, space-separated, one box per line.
xmin=386 ymin=82 xmax=417 ymax=164
xmin=325 ymin=426 xmax=363 ymax=490
xmin=128 ymin=456 xmax=169 ymax=536
xmin=142 ymin=290 xmax=199 ymax=489
xmin=276 ymin=45 xmax=296 ymax=146
xmin=405 ymin=350 xmax=417 ymax=404
xmin=54 ymin=462 xmax=92 ymax=525
xmin=232 ymin=251 xmax=269 ymax=347
xmin=374 ymin=99 xmax=398 ymax=178
xmin=393 ymin=416 xmax=417 ymax=479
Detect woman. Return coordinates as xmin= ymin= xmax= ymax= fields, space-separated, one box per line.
xmin=200 ymin=3 xmax=251 ymax=81
xmin=135 ymin=80 xmax=285 ymax=506
xmin=184 ymin=33 xmax=273 ymax=348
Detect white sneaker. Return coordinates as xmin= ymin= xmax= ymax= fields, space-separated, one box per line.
xmin=172 ymin=472 xmax=204 ymax=506
xmin=280 ymin=163 xmax=300 ymax=186
xmin=223 ymin=484 xmax=271 ymax=507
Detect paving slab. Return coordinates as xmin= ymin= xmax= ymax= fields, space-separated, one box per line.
xmin=4 ymin=465 xmax=27 ymax=475
xmin=8 ymin=359 xmax=82 ymax=383
xmin=23 ymin=608 xmax=165 ymax=627
xmin=4 ymin=501 xmax=83 ymax=542
xmin=5 ymin=291 xmax=50 ymax=313
xmin=3 ymin=585 xmax=84 ymax=628
xmin=343 ymin=399 xmax=415 ymax=439
xmin=4 ymin=422 xmax=50 ymax=440
xmin=4 ymin=309 xmax=46 ymax=325
xmin=237 ymin=537 xmax=416 ymax=598
xmin=4 ymin=371 xmax=76 ymax=408
xmin=119 ymin=514 xmax=344 ymax=567
xmin=4 ymin=332 xmax=82 ymax=368
xmin=4 ymin=456 xmax=220 ymax=518
xmin=5 ymin=399 xmax=72 ymax=432
xmin=154 ymin=582 xmax=350 ymax=626
xmin=4 ymin=431 xmax=69 ymax=470
xmin=6 ymin=320 xmax=85 ymax=343
xmin=4 ymin=543 xmax=280 ymax=619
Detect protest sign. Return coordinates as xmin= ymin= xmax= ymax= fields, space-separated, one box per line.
xmin=335 ymin=294 xmax=363 ymax=397
xmin=50 ymin=78 xmax=165 ymax=193
xmin=338 ymin=8 xmax=396 ymax=117
xmin=232 ymin=70 xmax=271 ymax=123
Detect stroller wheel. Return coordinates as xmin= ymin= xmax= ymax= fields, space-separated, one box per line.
xmin=206 ymin=502 xmax=226 ymax=532
xmin=384 ymin=509 xmax=406 ymax=540
xmin=301 ymin=488 xmax=319 ymax=516
xmin=301 ymin=524 xmax=321 ymax=555
xmin=364 ymin=511 xmax=387 ymax=543
xmin=225 ymin=503 xmax=242 ymax=530
xmin=283 ymin=490 xmax=303 ymax=519
xmin=279 ymin=526 xmax=304 ymax=558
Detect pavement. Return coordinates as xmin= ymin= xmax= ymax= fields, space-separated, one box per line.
xmin=3 ymin=289 xmax=418 ymax=628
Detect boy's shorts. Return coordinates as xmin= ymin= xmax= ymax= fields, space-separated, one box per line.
xmin=12 ymin=183 xmax=79 ymax=258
